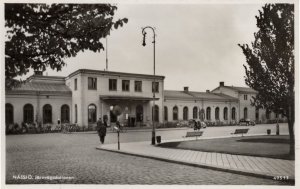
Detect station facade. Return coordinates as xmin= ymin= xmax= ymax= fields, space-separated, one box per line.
xmin=5 ymin=69 xmax=283 ymax=128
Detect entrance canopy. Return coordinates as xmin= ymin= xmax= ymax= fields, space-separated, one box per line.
xmin=100 ymin=95 xmax=159 ymax=102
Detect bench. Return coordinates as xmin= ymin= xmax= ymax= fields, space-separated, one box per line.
xmin=185 ymin=131 xmax=203 ymax=140
xmin=231 ymin=128 xmax=249 ymax=137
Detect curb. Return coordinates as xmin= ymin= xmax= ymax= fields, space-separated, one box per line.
xmin=96 ymin=146 xmax=295 ymax=183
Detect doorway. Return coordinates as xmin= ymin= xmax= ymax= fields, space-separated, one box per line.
xmin=136 ymin=105 xmax=143 ymax=122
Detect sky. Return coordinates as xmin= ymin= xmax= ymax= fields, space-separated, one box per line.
xmin=28 ymin=2 xmax=265 ymax=92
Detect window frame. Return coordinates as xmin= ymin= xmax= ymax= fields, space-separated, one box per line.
xmin=152 ymin=105 xmax=159 ymax=122
xmin=88 ymin=77 xmax=97 ymax=90
xmin=206 ymin=107 xmax=211 ymax=120
xmin=43 ymin=104 xmax=52 ymax=124
xmin=223 ymin=107 xmax=228 ymax=120
xmin=164 ymin=106 xmax=168 ymax=121
xmin=6 ymin=103 xmax=14 ymax=124
xmin=109 ymin=79 xmax=117 ymax=91
xmin=183 ymin=106 xmax=188 ymax=120
xmin=193 ymin=107 xmax=198 ymax=119
xmin=231 ymin=107 xmax=236 ymax=120
xmin=88 ymin=104 xmax=97 ymax=123
xmin=152 ymin=82 xmax=159 ymax=93
xmin=122 ymin=80 xmax=130 ymax=92
xmin=61 ymin=104 xmax=70 ymax=123
xmin=134 ymin=81 xmax=142 ymax=92
xmin=215 ymin=107 xmax=220 ymax=120
xmin=75 ymin=104 xmax=78 ymax=123
xmin=74 ymin=78 xmax=77 ymax=90
xmin=173 ymin=106 xmax=178 ymax=121
xmin=23 ymin=104 xmax=34 ymax=123
xmin=244 ymin=107 xmax=248 ymax=119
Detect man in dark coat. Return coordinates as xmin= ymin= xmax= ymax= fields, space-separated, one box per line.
xmin=97 ymin=118 xmax=107 ymax=144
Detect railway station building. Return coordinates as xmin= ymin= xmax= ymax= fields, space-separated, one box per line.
xmin=5 ymin=69 xmax=283 ymax=128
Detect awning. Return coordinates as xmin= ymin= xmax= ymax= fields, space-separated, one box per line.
xmin=100 ymin=95 xmax=159 ymax=101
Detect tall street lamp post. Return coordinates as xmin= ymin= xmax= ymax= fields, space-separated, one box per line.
xmin=142 ymin=26 xmax=156 ymax=145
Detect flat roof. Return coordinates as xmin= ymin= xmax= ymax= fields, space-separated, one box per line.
xmin=67 ymin=69 xmax=165 ymax=80
xmin=211 ymin=85 xmax=257 ymax=94
xmin=164 ymin=90 xmax=238 ymax=101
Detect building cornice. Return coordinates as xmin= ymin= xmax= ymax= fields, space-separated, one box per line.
xmin=164 ymin=96 xmax=238 ymax=102
xmin=6 ymin=90 xmax=72 ymax=96
xmin=211 ymin=86 xmax=258 ymax=94
xmin=67 ymin=69 xmax=165 ymax=80
xmin=26 ymin=75 xmax=66 ymax=82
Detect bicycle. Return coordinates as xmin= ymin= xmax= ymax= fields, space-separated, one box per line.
xmin=119 ymin=124 xmax=127 ymax=133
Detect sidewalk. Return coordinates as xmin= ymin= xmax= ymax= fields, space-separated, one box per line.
xmin=96 ymin=137 xmax=295 ymax=181
xmin=77 ymin=127 xmax=189 ymax=134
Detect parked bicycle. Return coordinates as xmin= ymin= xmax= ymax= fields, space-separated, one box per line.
xmin=112 ymin=121 xmax=127 ymax=133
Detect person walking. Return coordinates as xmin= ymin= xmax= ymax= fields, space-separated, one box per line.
xmin=97 ymin=118 xmax=107 ymax=144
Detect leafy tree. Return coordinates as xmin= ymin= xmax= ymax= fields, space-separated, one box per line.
xmin=5 ymin=3 xmax=128 ymax=88
xmin=238 ymin=4 xmax=294 ymax=155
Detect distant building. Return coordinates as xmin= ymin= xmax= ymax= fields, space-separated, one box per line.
xmin=5 ymin=69 xmax=284 ymax=128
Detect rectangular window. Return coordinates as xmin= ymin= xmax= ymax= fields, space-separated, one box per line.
xmin=109 ymin=79 xmax=117 ymax=91
xmin=75 ymin=104 xmax=78 ymax=123
xmin=152 ymin=82 xmax=159 ymax=93
xmin=88 ymin=77 xmax=97 ymax=90
xmin=122 ymin=80 xmax=130 ymax=91
xmin=135 ymin=81 xmax=142 ymax=92
xmin=74 ymin=78 xmax=77 ymax=90
xmin=244 ymin=94 xmax=248 ymax=100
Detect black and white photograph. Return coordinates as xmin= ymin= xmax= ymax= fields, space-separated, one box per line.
xmin=1 ymin=0 xmax=298 ymax=188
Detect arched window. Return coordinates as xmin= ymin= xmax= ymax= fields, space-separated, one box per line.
xmin=255 ymin=107 xmax=259 ymax=121
xmin=199 ymin=109 xmax=205 ymax=121
xmin=24 ymin=104 xmax=34 ymax=123
xmin=75 ymin=104 xmax=78 ymax=123
xmin=231 ymin=107 xmax=236 ymax=120
xmin=61 ymin=104 xmax=70 ymax=123
xmin=206 ymin=107 xmax=211 ymax=120
xmin=183 ymin=106 xmax=188 ymax=120
xmin=266 ymin=109 xmax=270 ymax=119
xmin=215 ymin=107 xmax=220 ymax=120
xmin=152 ymin=105 xmax=159 ymax=122
xmin=173 ymin=106 xmax=178 ymax=120
xmin=43 ymin=104 xmax=52 ymax=123
xmin=244 ymin=107 xmax=248 ymax=119
xmin=136 ymin=105 xmax=144 ymax=122
xmin=164 ymin=106 xmax=168 ymax=121
xmin=5 ymin=103 xmax=14 ymax=124
xmin=223 ymin=107 xmax=228 ymax=120
xmin=193 ymin=107 xmax=198 ymax=119
xmin=88 ymin=104 xmax=97 ymax=123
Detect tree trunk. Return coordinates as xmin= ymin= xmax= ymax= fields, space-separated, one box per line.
xmin=288 ymin=119 xmax=295 ymax=156
xmin=288 ymin=104 xmax=295 ymax=156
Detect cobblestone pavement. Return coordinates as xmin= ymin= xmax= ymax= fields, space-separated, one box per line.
xmin=6 ymin=126 xmax=292 ymax=185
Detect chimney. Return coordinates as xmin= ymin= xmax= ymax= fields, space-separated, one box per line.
xmin=184 ymin=86 xmax=189 ymax=92
xmin=206 ymin=90 xmax=210 ymax=93
xmin=219 ymin=82 xmax=224 ymax=87
xmin=34 ymin=70 xmax=43 ymax=76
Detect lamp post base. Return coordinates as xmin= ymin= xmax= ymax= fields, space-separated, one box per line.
xmin=151 ymin=130 xmax=156 ymax=145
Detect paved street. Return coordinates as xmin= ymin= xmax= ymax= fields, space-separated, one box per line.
xmin=6 ymin=124 xmax=291 ymax=184
xmin=99 ymin=139 xmax=294 ymax=182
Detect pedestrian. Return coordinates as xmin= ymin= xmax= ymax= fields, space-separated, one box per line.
xmin=97 ymin=117 xmax=107 ymax=144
